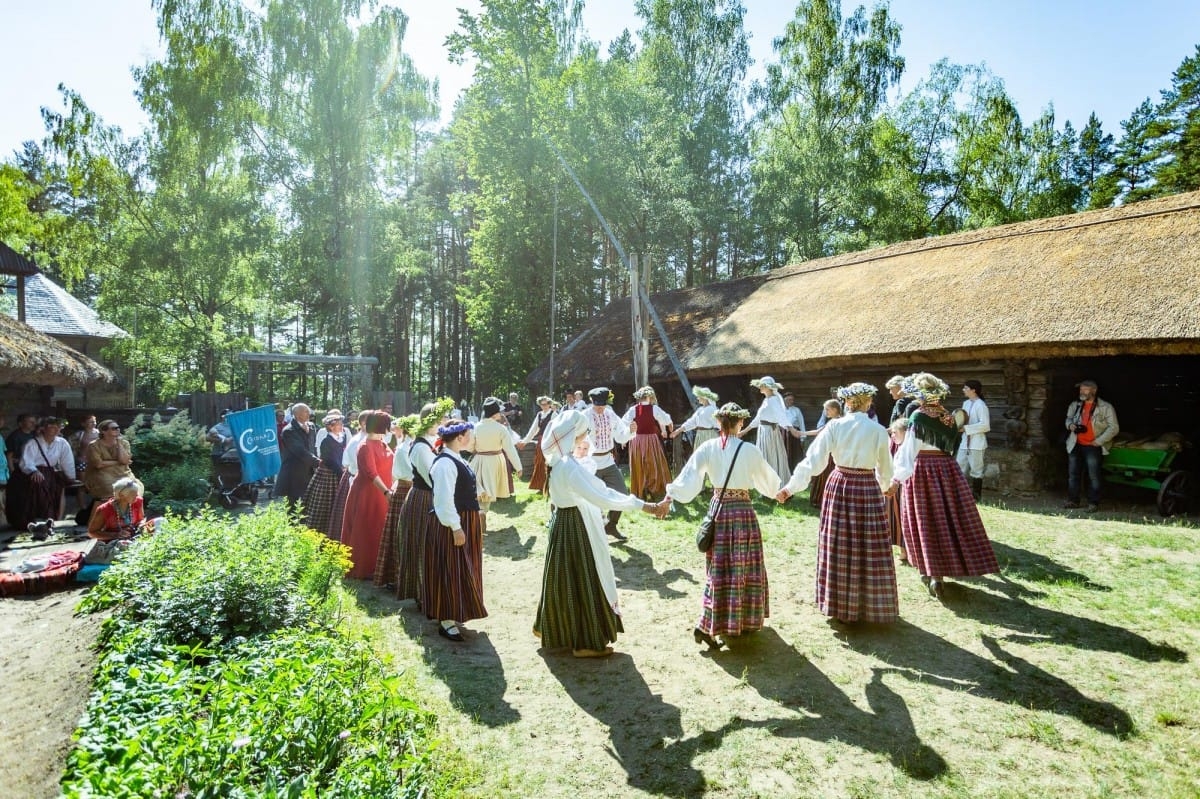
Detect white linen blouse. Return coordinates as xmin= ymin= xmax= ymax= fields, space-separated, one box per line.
xmin=783 ymin=412 xmax=893 ymax=494
xmin=675 ymin=403 xmax=718 ymax=433
xmin=666 ymin=437 xmax=782 ymax=503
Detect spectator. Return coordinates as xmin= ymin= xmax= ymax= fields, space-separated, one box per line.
xmin=501 ymin=392 xmax=524 ymax=430
xmin=206 ymin=409 xmax=235 ymax=468
xmin=88 ymin=476 xmax=158 ymax=541
xmin=275 ymin=402 xmax=320 ymax=513
xmin=83 ymin=420 xmax=140 ymax=521
xmin=20 ymin=417 xmax=75 ymax=525
xmin=1064 ymin=380 xmax=1119 ymax=513
xmin=956 ymin=380 xmax=991 ymax=501
xmin=5 ymin=414 xmax=38 ymax=529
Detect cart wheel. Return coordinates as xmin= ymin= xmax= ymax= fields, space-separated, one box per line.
xmin=248 ymin=487 xmax=260 ymax=505
xmin=1156 ymin=470 xmax=1196 ymax=517
xmin=219 ymin=492 xmax=237 ymax=510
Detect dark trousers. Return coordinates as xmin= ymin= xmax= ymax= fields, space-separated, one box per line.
xmin=1067 ymin=444 xmax=1104 ymax=503
xmin=595 ymin=463 xmax=628 ymax=530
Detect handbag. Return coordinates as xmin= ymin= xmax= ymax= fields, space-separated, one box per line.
xmin=696 ymin=441 xmax=744 ymax=552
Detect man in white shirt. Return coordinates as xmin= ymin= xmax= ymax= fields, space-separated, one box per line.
xmin=955 ymin=380 xmax=990 ymax=501
xmin=586 ymin=387 xmax=634 ymax=540
xmin=782 ymin=391 xmax=807 ymax=469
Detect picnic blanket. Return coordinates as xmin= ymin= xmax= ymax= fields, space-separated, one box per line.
xmin=0 ymin=550 xmax=85 ymax=597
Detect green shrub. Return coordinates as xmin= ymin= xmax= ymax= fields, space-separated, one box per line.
xmin=126 ymin=411 xmax=212 ymax=509
xmin=80 ymin=505 xmax=352 ymax=648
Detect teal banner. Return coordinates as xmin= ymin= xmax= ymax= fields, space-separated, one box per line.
xmin=227 ymin=405 xmax=280 ymax=483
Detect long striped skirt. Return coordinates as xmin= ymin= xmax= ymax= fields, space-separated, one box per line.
xmin=885 ymin=490 xmax=904 ymax=551
xmin=27 ymin=467 xmax=65 ymax=522
xmin=698 ymin=495 xmax=768 ymax=637
xmin=900 ymin=451 xmax=999 ymax=578
xmin=693 ymin=428 xmax=718 ymax=450
xmin=758 ymin=425 xmax=789 ymax=482
xmin=327 ymin=472 xmax=352 ymax=543
xmin=302 ymin=463 xmax=341 ymax=537
xmin=374 ymin=481 xmax=412 ymax=589
xmin=810 ymin=460 xmax=835 ymax=509
xmin=534 ymin=506 xmax=623 ymax=651
xmin=422 ymin=509 xmax=487 ymax=624
xmin=396 ymin=486 xmax=434 ymax=601
xmin=816 ymin=468 xmax=898 ymax=623
xmin=628 ymin=433 xmax=671 ymax=500
xmin=528 ymin=444 xmax=549 ymax=494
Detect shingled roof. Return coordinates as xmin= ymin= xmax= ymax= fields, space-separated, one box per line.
xmin=531 ymin=191 xmax=1200 ymax=386
xmin=0 ymin=312 xmax=117 ymax=387
xmin=23 ymin=272 xmax=127 ymax=339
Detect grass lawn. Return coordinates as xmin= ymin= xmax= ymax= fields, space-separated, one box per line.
xmin=353 ymin=490 xmax=1200 ymax=798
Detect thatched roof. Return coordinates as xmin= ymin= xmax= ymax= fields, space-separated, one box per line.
xmin=531 ymin=191 xmax=1200 ymax=386
xmin=691 ymin=191 xmax=1200 ymax=375
xmin=24 ymin=273 xmax=127 ymax=339
xmin=0 ymin=312 xmax=117 ymax=387
xmin=526 ymin=274 xmax=768 ymax=387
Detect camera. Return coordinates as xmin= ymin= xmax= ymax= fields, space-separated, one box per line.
xmin=1072 ymin=423 xmax=1087 ymax=434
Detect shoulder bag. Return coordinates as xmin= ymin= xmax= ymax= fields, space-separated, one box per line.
xmin=696 ymin=440 xmax=744 ymax=553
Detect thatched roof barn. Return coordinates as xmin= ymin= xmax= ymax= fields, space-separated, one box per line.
xmin=528 ymin=191 xmax=1200 ymax=496
xmin=0 ymin=312 xmax=117 ymax=388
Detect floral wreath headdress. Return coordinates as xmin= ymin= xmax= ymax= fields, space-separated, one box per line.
xmin=693 ymin=386 xmax=719 ymax=404
xmin=902 ymin=373 xmax=950 ymax=403
xmin=713 ymin=402 xmax=751 ymax=420
xmin=418 ymin=397 xmax=457 ymax=435
xmin=633 ymin=386 xmax=656 ymax=400
xmin=836 ymin=382 xmax=878 ymax=401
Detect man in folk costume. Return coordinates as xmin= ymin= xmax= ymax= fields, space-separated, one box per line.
xmin=955 ymin=380 xmax=991 ymax=501
xmin=471 ymin=396 xmax=523 ymax=515
xmin=586 ymin=387 xmax=634 ymax=541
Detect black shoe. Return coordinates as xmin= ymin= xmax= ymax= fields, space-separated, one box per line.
xmin=928 ymin=579 xmax=945 ymax=600
xmin=693 ymin=627 xmax=724 ymax=650
xmin=606 ymin=525 xmax=627 ymax=542
xmin=438 ymin=622 xmax=464 ymax=642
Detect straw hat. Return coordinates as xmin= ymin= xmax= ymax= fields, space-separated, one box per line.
xmin=750 ymin=376 xmax=784 ymax=392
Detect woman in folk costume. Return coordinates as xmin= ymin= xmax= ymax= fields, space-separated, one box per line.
xmin=340 ymin=411 xmax=395 ymax=580
xmin=741 ymin=376 xmax=795 ymax=482
xmin=885 ymin=416 xmax=911 ymax=565
xmin=328 ymin=409 xmax=369 ymax=542
xmin=535 ymin=410 xmax=662 ymax=657
xmin=517 ymin=395 xmax=556 ymax=493
xmin=660 ymin=403 xmax=782 ymax=649
xmin=892 ymin=373 xmax=999 ymax=600
xmin=807 ymin=399 xmax=843 ymax=509
xmin=302 ymin=409 xmax=348 ymax=537
xmin=670 ymin=386 xmax=720 ymax=451
xmin=779 ymin=383 xmax=899 ymax=625
xmin=471 ymin=396 xmax=523 ymax=515
xmin=621 ymin=386 xmax=673 ymax=500
xmin=374 ymin=415 xmax=415 ymax=591
xmin=397 ymin=399 xmax=454 ymax=605
xmin=425 ymin=420 xmax=488 ymax=642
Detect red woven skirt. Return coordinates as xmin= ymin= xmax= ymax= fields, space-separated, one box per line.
xmin=900 ymin=452 xmax=998 ymax=578
xmin=815 ymin=468 xmax=898 ymax=623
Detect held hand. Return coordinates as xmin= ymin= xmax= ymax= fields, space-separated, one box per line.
xmin=30 ymin=471 xmax=45 ymax=483
xmin=774 ymin=489 xmax=791 ymax=503
xmin=452 ymin=529 xmax=466 ymax=547
xmin=517 ymin=441 xmax=525 ymax=450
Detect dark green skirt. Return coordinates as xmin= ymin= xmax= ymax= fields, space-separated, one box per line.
xmin=534 ymin=506 xmax=623 ymax=651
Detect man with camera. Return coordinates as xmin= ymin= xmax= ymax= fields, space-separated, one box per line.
xmin=1064 ymin=380 xmax=1119 ymax=512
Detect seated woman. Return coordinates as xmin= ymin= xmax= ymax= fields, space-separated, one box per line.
xmin=88 ymin=476 xmax=158 ymax=541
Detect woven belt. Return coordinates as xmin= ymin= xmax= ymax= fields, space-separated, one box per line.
xmin=698 ymin=427 xmax=719 ymax=431
xmin=761 ymin=421 xmax=778 ymax=427
xmin=836 ymin=466 xmax=875 ymax=474
xmin=916 ymin=450 xmax=952 ymax=458
xmin=713 ymin=488 xmax=751 ymax=501
xmin=593 ymin=449 xmax=612 ymax=456
xmin=475 ymin=450 xmax=502 ymax=456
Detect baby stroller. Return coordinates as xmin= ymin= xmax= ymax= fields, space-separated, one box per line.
xmin=210 ymin=448 xmax=261 ymax=509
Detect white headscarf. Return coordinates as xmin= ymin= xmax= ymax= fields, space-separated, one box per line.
xmin=541 ymin=409 xmax=592 ymax=468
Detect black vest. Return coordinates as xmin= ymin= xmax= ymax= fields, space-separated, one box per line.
xmin=433 ymin=451 xmax=480 ymax=513
xmin=409 ymin=437 xmax=435 ymax=491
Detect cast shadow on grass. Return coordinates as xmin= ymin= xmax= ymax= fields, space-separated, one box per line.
xmin=540 ymin=650 xmax=705 ymax=797
xmin=943 ymin=582 xmax=1185 ymax=663
xmin=991 ymin=541 xmax=1111 ymax=591
xmin=611 ymin=545 xmax=697 ymax=599
xmin=843 ymin=621 xmax=1136 ymax=737
xmin=708 ymin=628 xmax=948 ymax=780
xmin=482 ymin=521 xmax=537 ymax=561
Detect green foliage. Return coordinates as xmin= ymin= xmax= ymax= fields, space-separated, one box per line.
xmin=79 ymin=505 xmax=351 ymax=647
xmin=124 ymin=411 xmax=211 ymax=511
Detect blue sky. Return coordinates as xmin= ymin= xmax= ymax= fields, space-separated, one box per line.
xmin=2 ymin=0 xmax=1198 ymax=156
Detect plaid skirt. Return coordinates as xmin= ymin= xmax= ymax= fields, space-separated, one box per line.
xmin=328 ymin=472 xmax=352 ymax=543
xmin=628 ymin=433 xmax=672 ymax=500
xmin=423 ymin=509 xmax=488 ymax=624
xmin=900 ymin=452 xmax=999 ymax=578
xmin=396 ymin=486 xmax=433 ymax=601
xmin=885 ymin=490 xmax=904 ymax=549
xmin=699 ymin=496 xmax=769 ymax=637
xmin=816 ymin=469 xmax=898 ymax=623
xmin=374 ymin=482 xmax=412 ymax=589
xmin=528 ymin=444 xmax=549 ymax=494
xmin=534 ymin=506 xmax=623 ymax=651
xmin=27 ymin=467 xmax=65 ymax=522
xmin=302 ymin=463 xmax=341 ymax=537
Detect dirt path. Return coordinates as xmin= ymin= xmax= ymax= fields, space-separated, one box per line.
xmin=0 ymin=535 xmax=102 ymax=799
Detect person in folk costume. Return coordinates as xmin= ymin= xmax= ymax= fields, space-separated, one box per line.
xmin=658 ymin=402 xmax=783 ymax=650
xmin=471 ymin=396 xmax=523 ymax=516
xmin=892 ymin=372 xmax=999 ymax=600
xmin=302 ymin=409 xmax=348 ymax=537
xmin=955 ymin=379 xmax=991 ymax=502
xmin=374 ymin=415 xmax=416 ymax=591
xmin=425 ymin=420 xmax=488 ymax=642
xmin=340 ymin=411 xmax=395 ymax=580
xmin=584 ymin=387 xmax=635 ymax=541
xmin=621 ymin=386 xmax=674 ymax=501
xmin=275 ymin=403 xmax=320 ymax=514
xmin=670 ymin=386 xmax=720 ymax=452
xmin=328 ymin=410 xmax=369 ymax=543
xmin=885 ymin=417 xmax=912 ymax=565
xmin=740 ymin=376 xmax=795 ymax=482
xmin=778 ymin=383 xmax=899 ymax=625
xmin=807 ymin=399 xmax=844 ymax=510
xmin=20 ymin=417 xmax=75 ymax=525
xmin=535 ymin=410 xmax=665 ymax=657
xmin=517 ymin=395 xmax=556 ymax=494
xmin=886 ymin=374 xmax=917 ymax=426
xmin=397 ymin=399 xmax=455 ymax=606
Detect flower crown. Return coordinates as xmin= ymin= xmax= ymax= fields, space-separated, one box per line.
xmin=418 ymin=397 xmax=457 ymax=435
xmin=693 ymin=386 xmax=719 ymax=404
xmin=902 ymin=373 xmax=950 ymax=403
xmin=394 ymin=413 xmax=422 ymax=439
xmin=633 ymin=386 xmax=656 ymax=400
xmin=713 ymin=402 xmax=751 ymax=420
xmin=836 ymin=382 xmax=877 ymax=400
xmin=437 ymin=420 xmax=474 ymax=438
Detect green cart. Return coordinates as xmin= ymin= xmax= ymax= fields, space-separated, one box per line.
xmin=1101 ymin=445 xmax=1195 ymax=516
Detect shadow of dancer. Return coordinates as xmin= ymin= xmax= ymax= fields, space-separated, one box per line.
xmin=541 ymin=650 xmax=705 ymax=797
xmin=421 ymin=629 xmax=521 ymax=728
xmin=611 ymin=544 xmax=697 ymax=599
xmin=482 ymin=523 xmax=537 ymax=561
xmin=844 ymin=621 xmax=1135 ymax=737
xmin=945 ymin=582 xmax=1186 ymax=663
xmin=990 ymin=541 xmax=1112 ymax=592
